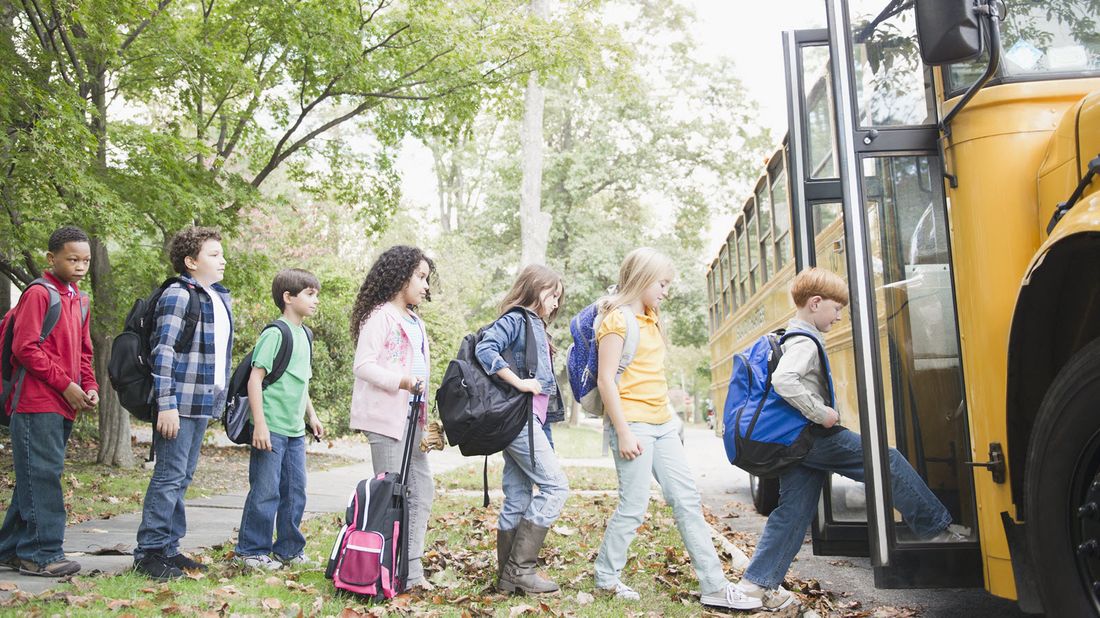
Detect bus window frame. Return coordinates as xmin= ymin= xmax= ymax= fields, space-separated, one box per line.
xmin=770 ymin=151 xmax=793 ymax=272
xmin=756 ymin=177 xmax=775 ymax=284
xmin=726 ymin=232 xmax=740 ymax=314
xmin=735 ymin=219 xmax=750 ymax=305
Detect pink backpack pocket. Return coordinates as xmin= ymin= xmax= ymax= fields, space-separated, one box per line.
xmin=333 ymin=530 xmax=385 ymax=595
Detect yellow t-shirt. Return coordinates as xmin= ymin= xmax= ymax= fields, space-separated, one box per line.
xmin=596 ymin=308 xmax=672 ymax=424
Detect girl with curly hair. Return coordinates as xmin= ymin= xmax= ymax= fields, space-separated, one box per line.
xmin=348 ymin=245 xmax=436 ymax=590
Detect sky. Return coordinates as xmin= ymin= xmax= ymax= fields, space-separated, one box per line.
xmin=397 ymin=0 xmax=830 ymax=255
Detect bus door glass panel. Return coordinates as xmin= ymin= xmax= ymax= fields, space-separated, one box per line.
xmin=862 ymin=154 xmax=976 ymax=545
xmin=846 ymin=0 xmax=934 ymax=127
xmin=801 ymin=45 xmax=838 ymax=179
xmin=810 ymin=200 xmax=867 ymax=524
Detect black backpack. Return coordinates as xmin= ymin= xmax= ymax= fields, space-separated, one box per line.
xmin=223 ymin=320 xmax=313 ymax=445
xmin=108 ymin=277 xmax=200 ymax=422
xmin=1 ymin=278 xmax=89 ymax=426
xmin=435 ymin=309 xmax=537 ymax=504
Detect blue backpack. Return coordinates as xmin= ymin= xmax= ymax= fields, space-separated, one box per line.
xmin=566 ymin=304 xmax=639 ymax=414
xmin=722 ymin=329 xmax=834 ymax=478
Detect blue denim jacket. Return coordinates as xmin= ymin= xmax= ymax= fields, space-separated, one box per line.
xmin=475 ymin=308 xmax=564 ymax=422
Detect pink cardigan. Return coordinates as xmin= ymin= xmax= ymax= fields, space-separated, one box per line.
xmin=350 ymin=302 xmax=430 ymax=440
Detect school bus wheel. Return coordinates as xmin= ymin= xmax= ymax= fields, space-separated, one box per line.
xmin=750 ymin=474 xmax=780 ymax=516
xmin=1025 ymin=336 xmax=1100 ymax=617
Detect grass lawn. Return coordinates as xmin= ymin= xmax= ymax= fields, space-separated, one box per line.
xmin=3 ymin=489 xmax=856 ymax=617
xmin=548 ymin=424 xmax=605 ymax=460
xmin=436 ymin=461 xmax=619 ymax=492
xmin=0 ymin=434 xmax=355 ymax=525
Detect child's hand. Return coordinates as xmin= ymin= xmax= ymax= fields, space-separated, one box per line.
xmin=252 ymin=423 xmax=272 ymax=451
xmin=157 ymin=410 xmax=180 ymax=440
xmin=84 ymin=390 xmax=99 ymax=409
xmin=516 ymin=378 xmax=542 ymax=395
xmin=823 ymin=407 xmax=840 ymax=428
xmin=62 ymin=382 xmax=87 ymax=411
xmin=616 ymin=429 xmax=643 ymax=461
xmin=400 ymin=376 xmax=425 ymax=395
xmin=308 ymin=416 xmax=324 ymax=441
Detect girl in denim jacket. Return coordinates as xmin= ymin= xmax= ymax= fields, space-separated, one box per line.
xmin=349 ymin=245 xmax=435 ymax=589
xmin=474 ymin=264 xmax=571 ymax=595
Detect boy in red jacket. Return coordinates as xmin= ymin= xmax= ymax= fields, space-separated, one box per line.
xmin=0 ymin=226 xmax=98 ymax=577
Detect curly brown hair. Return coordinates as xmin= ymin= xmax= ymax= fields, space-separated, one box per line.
xmin=349 ymin=245 xmax=435 ymax=343
xmin=169 ymin=226 xmax=222 ymax=275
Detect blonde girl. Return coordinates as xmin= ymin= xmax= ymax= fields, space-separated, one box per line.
xmin=593 ymin=248 xmax=758 ymax=610
xmin=474 ymin=264 xmax=571 ymax=594
xmin=349 ymin=245 xmax=435 ymax=590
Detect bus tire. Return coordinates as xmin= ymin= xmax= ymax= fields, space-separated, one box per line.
xmin=750 ymin=475 xmax=780 ymax=516
xmin=1025 ymin=336 xmax=1100 ymax=617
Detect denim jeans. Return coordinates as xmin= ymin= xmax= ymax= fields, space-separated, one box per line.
xmin=500 ymin=419 xmax=570 ymax=531
xmin=135 ymin=416 xmax=209 ymax=560
xmin=367 ymin=423 xmax=434 ymax=585
xmin=743 ymin=427 xmax=953 ymax=589
xmin=595 ymin=419 xmax=729 ymax=595
xmin=0 ymin=412 xmax=73 ymax=566
xmin=235 ymin=433 xmax=307 ymax=560
xmin=542 ymin=421 xmax=554 ymax=450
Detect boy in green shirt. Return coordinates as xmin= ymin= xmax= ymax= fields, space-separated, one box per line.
xmin=235 ymin=269 xmax=324 ymax=570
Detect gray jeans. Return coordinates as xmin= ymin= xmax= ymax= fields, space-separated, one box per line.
xmin=366 ymin=423 xmax=434 ymax=585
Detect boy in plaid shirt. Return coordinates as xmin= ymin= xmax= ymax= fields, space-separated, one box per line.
xmin=134 ymin=226 xmax=233 ymax=581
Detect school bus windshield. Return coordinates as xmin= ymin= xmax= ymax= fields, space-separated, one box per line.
xmin=946 ymin=0 xmax=1100 ymax=93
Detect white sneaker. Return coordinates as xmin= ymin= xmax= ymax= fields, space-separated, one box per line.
xmin=238 ymin=555 xmax=282 ymax=570
xmin=598 ymin=580 xmax=640 ymax=601
xmin=736 ymin=580 xmax=797 ymax=611
xmin=928 ymin=523 xmax=972 ymax=543
xmin=700 ymin=582 xmax=763 ymax=610
xmin=279 ymin=554 xmax=316 ymax=568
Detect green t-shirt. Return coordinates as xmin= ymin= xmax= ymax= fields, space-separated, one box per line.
xmin=251 ymin=317 xmax=312 ymax=437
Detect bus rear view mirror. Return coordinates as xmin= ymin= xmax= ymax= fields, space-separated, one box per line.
xmin=915 ymin=0 xmax=984 ymax=66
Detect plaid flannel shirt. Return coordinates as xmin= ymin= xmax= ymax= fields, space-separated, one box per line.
xmin=151 ymin=275 xmax=234 ymax=418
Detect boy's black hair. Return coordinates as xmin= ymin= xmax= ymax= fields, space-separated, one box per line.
xmin=47 ymin=226 xmax=90 ymax=253
xmin=272 ymin=268 xmax=321 ymax=311
xmin=168 ymin=226 xmax=222 ymax=275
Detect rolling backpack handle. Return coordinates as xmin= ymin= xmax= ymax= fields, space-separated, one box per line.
xmin=399 ymin=385 xmax=424 ymax=483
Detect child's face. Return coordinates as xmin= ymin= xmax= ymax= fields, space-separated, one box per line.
xmin=285 ymin=287 xmax=319 ymax=319
xmin=47 ymin=241 xmax=92 ymax=285
xmin=808 ymin=296 xmax=845 ymax=332
xmin=185 ymin=239 xmax=226 ymax=284
xmin=641 ymin=277 xmax=671 ymax=311
xmin=399 ymin=260 xmax=431 ymax=307
xmin=536 ymin=284 xmax=562 ymax=320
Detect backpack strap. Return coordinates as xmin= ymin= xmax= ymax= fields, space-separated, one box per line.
xmin=159 ymin=277 xmax=202 ymax=354
xmin=778 ymin=329 xmax=834 ymax=406
xmin=261 ymin=320 xmax=295 ymax=388
xmin=615 ymin=307 xmax=639 ymax=382
xmin=7 ymin=279 xmax=62 ymax=415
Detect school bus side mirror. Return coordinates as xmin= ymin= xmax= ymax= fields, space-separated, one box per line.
xmin=914 ymin=0 xmax=984 ymax=66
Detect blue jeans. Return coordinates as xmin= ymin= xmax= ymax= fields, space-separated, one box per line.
xmin=543 ymin=421 xmax=554 ymax=450
xmin=135 ymin=416 xmax=209 ymax=560
xmin=595 ymin=419 xmax=729 ymax=594
xmin=0 ymin=412 xmax=73 ymax=566
xmin=500 ymin=419 xmax=569 ymax=531
xmin=744 ymin=427 xmax=953 ymax=588
xmin=236 ymin=433 xmax=307 ymax=559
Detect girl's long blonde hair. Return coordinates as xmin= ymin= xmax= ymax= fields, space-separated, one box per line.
xmin=598 ymin=248 xmax=676 ymax=322
xmin=498 ymin=264 xmax=565 ymax=323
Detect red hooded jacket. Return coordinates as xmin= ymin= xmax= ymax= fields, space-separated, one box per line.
xmin=9 ymin=271 xmax=98 ymax=420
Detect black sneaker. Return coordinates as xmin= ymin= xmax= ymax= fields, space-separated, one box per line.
xmin=133 ymin=553 xmax=184 ymax=581
xmin=164 ymin=552 xmax=207 ymax=572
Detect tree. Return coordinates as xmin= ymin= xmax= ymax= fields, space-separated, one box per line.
xmin=0 ymin=0 xmax=604 ymax=465
xmin=518 ymin=0 xmax=551 ymax=267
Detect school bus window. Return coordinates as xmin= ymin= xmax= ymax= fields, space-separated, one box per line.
xmin=802 ymin=45 xmax=837 ymax=179
xmin=772 ymin=167 xmax=792 ymax=270
xmin=746 ymin=204 xmax=760 ymax=296
xmin=718 ymin=245 xmax=729 ymax=318
xmin=726 ymin=234 xmax=739 ymax=314
xmin=736 ymin=221 xmax=750 ymax=303
xmin=756 ymin=181 xmax=775 ymax=283
xmin=705 ymin=267 xmax=715 ymax=333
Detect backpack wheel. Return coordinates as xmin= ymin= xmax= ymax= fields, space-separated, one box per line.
xmin=750 ymin=474 xmax=780 ymax=516
xmin=1025 ymin=336 xmax=1100 ymax=617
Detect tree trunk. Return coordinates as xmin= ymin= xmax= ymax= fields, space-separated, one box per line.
xmin=568 ymin=399 xmax=582 ymax=427
xmin=518 ymin=0 xmax=551 ymax=267
xmin=0 ymin=274 xmax=10 ymax=316
xmin=88 ymin=72 xmax=135 ymax=467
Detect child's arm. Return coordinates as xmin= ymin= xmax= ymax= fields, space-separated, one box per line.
xmin=10 ymin=286 xmax=86 ymax=411
xmin=771 ymin=339 xmax=838 ymax=427
xmin=474 ymin=313 xmax=541 ymax=394
xmin=597 ymin=331 xmax=643 ymax=460
xmin=247 ymin=365 xmax=272 ymax=451
xmin=149 ymin=286 xmax=191 ymax=438
xmin=352 ymin=315 xmax=417 ymax=393
xmin=305 ymin=395 xmax=324 ymax=439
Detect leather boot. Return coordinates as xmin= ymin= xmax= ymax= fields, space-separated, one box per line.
xmin=496 ymin=527 xmax=516 ymax=583
xmin=498 ymin=519 xmax=559 ymax=594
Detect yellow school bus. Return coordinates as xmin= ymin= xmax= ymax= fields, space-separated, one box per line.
xmin=706 ymin=1 xmax=1100 ymax=614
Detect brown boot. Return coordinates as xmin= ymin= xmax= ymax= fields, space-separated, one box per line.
xmin=497 ymin=527 xmax=516 ymax=583
xmin=498 ymin=519 xmax=559 ymax=594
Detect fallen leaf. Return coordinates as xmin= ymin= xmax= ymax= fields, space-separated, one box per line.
xmin=576 ymin=591 xmax=594 ymax=605
xmin=0 ymin=583 xmax=16 ymax=592
xmin=552 ymin=525 xmax=576 ymax=536
xmin=265 ymin=575 xmax=282 ymax=586
xmin=509 ymin=604 xmax=537 ymax=617
xmin=107 ymin=599 xmax=133 ymax=611
xmin=262 ymin=597 xmax=282 ymax=610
